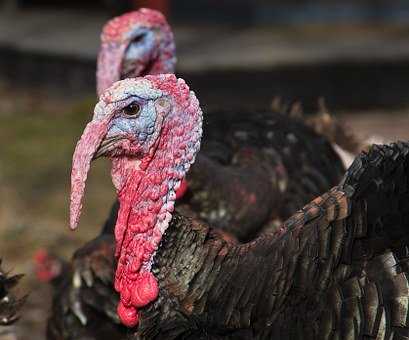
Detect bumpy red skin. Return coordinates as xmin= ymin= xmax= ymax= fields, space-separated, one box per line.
xmin=71 ymin=75 xmax=202 ymax=328
xmin=97 ymin=8 xmax=176 ymax=96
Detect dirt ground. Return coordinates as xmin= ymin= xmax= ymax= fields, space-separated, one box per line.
xmin=0 ymin=88 xmax=115 ymax=339
xmin=1 ymin=87 xmax=409 ymax=339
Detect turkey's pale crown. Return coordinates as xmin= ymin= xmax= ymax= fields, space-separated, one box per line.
xmin=101 ymin=8 xmax=168 ymax=44
xmin=101 ymin=78 xmax=163 ymax=104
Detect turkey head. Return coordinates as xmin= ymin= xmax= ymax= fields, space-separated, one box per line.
xmin=97 ymin=8 xmax=176 ymax=96
xmin=70 ymin=75 xmax=202 ymax=327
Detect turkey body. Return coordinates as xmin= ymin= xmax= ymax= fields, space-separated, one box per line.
xmin=48 ymin=64 xmax=348 ymax=337
xmin=134 ymin=142 xmax=409 ymax=340
xmin=49 ymin=137 xmax=409 ymax=339
xmin=180 ymin=109 xmax=345 ymax=240
xmin=51 ymin=77 xmax=409 ymax=339
xmin=47 ymin=109 xmax=345 ymax=339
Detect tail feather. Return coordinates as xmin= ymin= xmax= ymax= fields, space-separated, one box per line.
xmin=265 ymin=141 xmax=409 ymax=338
xmin=315 ymin=142 xmax=409 ymax=339
xmin=340 ymin=142 xmax=409 ymax=257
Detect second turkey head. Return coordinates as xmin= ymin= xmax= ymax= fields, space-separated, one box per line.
xmin=97 ymin=8 xmax=176 ymax=96
xmin=70 ymin=74 xmax=202 ymax=328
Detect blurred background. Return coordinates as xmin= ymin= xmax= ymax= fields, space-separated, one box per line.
xmin=1 ymin=0 xmax=409 ymax=338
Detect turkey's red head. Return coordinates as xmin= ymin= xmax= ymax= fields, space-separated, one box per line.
xmin=97 ymin=8 xmax=176 ymax=96
xmin=70 ymin=74 xmax=202 ymax=327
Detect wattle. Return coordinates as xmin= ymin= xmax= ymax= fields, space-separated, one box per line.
xmin=117 ymin=301 xmax=139 ymax=327
xmin=116 ymin=271 xmax=159 ymax=327
xmin=112 ymin=164 xmax=175 ymax=327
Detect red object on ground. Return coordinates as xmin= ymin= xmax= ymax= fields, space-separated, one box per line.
xmin=33 ymin=249 xmax=61 ymax=283
xmin=133 ymin=0 xmax=169 ymax=17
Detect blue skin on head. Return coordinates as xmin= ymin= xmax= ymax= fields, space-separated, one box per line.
xmin=107 ymin=98 xmax=158 ymax=148
xmin=121 ymin=28 xmax=157 ymax=78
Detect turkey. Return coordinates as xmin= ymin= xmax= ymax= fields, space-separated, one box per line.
xmin=50 ymin=76 xmax=409 ymax=339
xmin=0 ymin=260 xmax=25 ymax=339
xmin=46 ymin=9 xmax=346 ymax=336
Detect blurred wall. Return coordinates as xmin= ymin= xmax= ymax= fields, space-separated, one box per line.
xmin=3 ymin=0 xmax=409 ymax=25
xmin=171 ymin=0 xmax=409 ymax=25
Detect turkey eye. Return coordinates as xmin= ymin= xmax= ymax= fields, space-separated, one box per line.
xmin=131 ymin=33 xmax=145 ymax=44
xmin=123 ymin=103 xmax=141 ymax=117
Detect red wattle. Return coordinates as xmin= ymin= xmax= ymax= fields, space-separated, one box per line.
xmin=33 ymin=249 xmax=61 ymax=283
xmin=113 ymin=167 xmax=165 ymax=327
xmin=131 ymin=271 xmax=159 ymax=307
xmin=175 ymin=178 xmax=188 ymax=199
xmin=117 ymin=301 xmax=139 ymax=327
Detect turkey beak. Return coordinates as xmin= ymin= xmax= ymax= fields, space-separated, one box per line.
xmin=93 ymin=135 xmax=123 ymax=160
xmin=70 ymin=114 xmax=112 ymax=230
